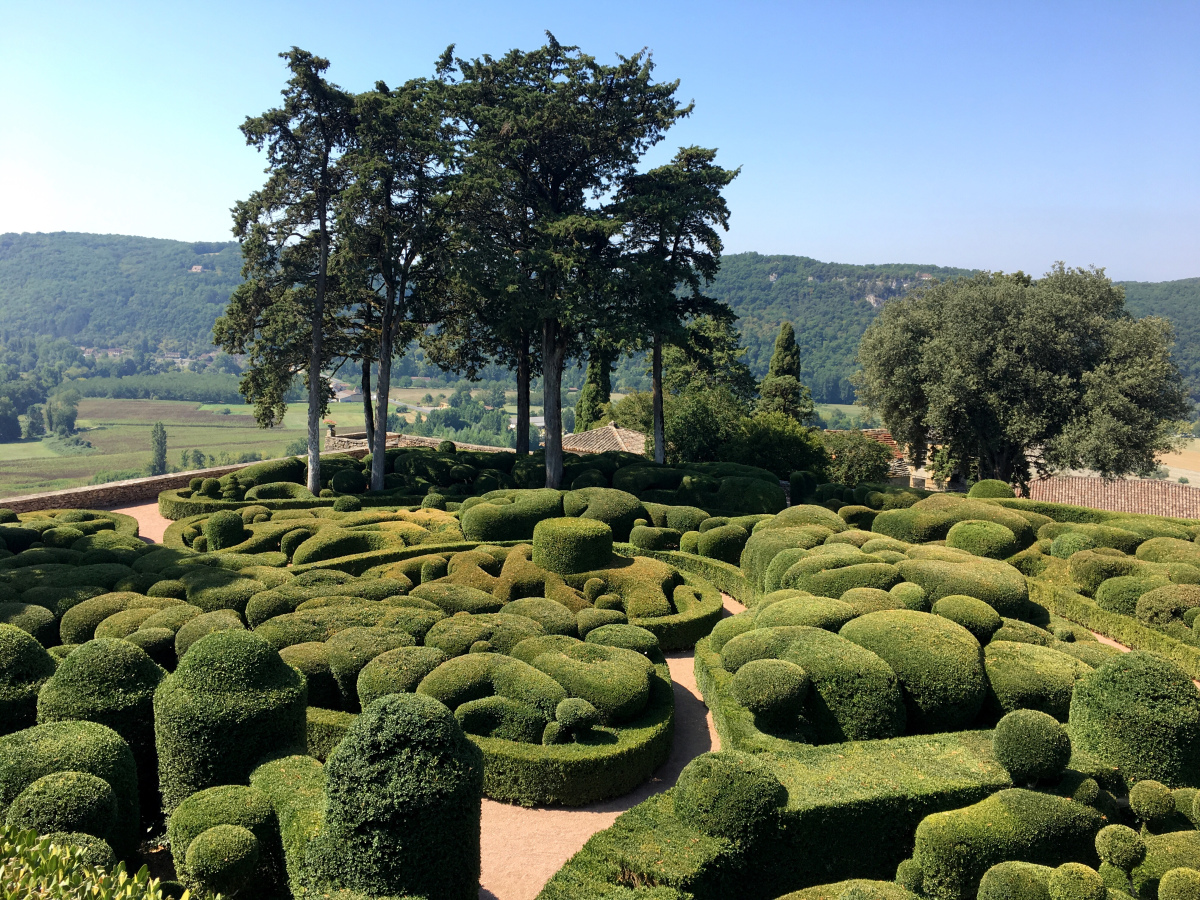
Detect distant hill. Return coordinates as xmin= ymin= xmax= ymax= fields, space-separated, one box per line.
xmin=1 ymin=233 xmax=1197 ymax=405
xmin=0 ymin=232 xmax=242 ymax=351
xmin=709 ymin=253 xmax=976 ymax=402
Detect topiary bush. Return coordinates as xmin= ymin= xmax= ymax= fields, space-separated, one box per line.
xmin=1051 ymin=532 xmax=1098 ymax=559
xmin=357 ymin=646 xmax=449 ymax=708
xmin=1069 ymin=651 xmax=1200 ymax=788
xmin=4 ymin=771 xmax=117 ymax=841
xmin=154 ymin=629 xmax=307 ymax=813
xmin=1160 ymin=867 xmax=1200 ymax=900
xmin=1130 ymin=779 xmax=1177 ymax=831
xmin=304 ymin=692 xmax=483 ymax=900
xmin=931 ymin=595 xmax=1002 ymax=644
xmin=673 ymin=750 xmax=787 ymax=845
xmin=0 ymin=623 xmax=55 ymax=736
xmin=531 ymin=517 xmax=613 ymax=575
xmin=185 ymin=824 xmax=261 ymax=897
xmin=696 ymin=523 xmax=751 ymax=566
xmin=1048 ymin=862 xmax=1106 ymax=900
xmin=167 ymin=783 xmax=282 ymax=897
xmin=992 ymin=709 xmax=1072 ymax=785
xmin=968 ymin=479 xmax=1016 ymax=499
xmin=202 ymin=510 xmax=246 ymax=551
xmin=945 ymin=520 xmax=1018 ymax=559
xmin=983 ymin=640 xmax=1092 ymax=722
xmin=839 ymin=610 xmax=986 ymax=733
xmin=730 ymin=658 xmax=810 ymax=730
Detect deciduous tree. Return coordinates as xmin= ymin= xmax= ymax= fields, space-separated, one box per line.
xmin=856 ymin=265 xmax=1189 ymax=488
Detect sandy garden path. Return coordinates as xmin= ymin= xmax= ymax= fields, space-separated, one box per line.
xmin=107 ymin=501 xmax=742 ymax=900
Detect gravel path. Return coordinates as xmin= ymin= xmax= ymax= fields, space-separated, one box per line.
xmin=107 ymin=502 xmax=742 ymax=900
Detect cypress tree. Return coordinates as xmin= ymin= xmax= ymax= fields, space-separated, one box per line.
xmin=150 ymin=422 xmax=168 ymax=476
xmin=757 ymin=322 xmax=814 ymax=422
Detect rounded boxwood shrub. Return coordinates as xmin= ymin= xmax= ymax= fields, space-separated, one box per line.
xmin=1069 ymin=651 xmax=1200 ymax=787
xmin=629 ymin=525 xmax=681 ymax=551
xmin=978 ymin=861 xmax=1054 ymax=900
xmin=1131 ymin=780 xmax=1177 ymax=830
xmin=931 ymin=594 xmax=1002 ymax=644
xmin=0 ymin=623 xmax=55 ymax=735
xmin=839 ymin=587 xmax=906 ymax=617
xmin=584 ymin=623 xmax=660 ymax=658
xmin=731 ymin=658 xmax=809 ymax=728
xmin=174 ymin=608 xmax=245 ymax=658
xmin=529 ymin=642 xmax=651 ymax=725
xmin=1160 ymin=868 xmax=1200 ymax=900
xmin=993 ymin=709 xmax=1072 ymax=785
xmin=326 ymin=626 xmax=418 ymax=709
xmin=279 ymin=641 xmax=340 ymax=709
xmin=895 ymin=557 xmax=1029 ymax=617
xmin=755 ymin=595 xmax=857 ymax=632
xmin=357 ymin=646 xmax=449 ymax=708
xmin=185 ymin=824 xmax=260 ymax=897
xmin=305 ymin=692 xmax=483 ymax=900
xmin=531 ymin=517 xmax=613 ymax=575
xmin=838 ymin=505 xmax=877 ymax=530
xmin=167 ymin=783 xmax=281 ymax=895
xmin=504 ymin=597 xmax=577 ymax=636
xmin=1096 ymin=823 xmax=1146 ymax=871
xmin=0 ymin=719 xmax=139 ymax=857
xmin=0 ymin=602 xmax=56 ymax=646
xmin=840 ymin=610 xmax=985 ymax=733
xmin=984 ymin=641 xmax=1092 ymax=722
xmin=418 ymin=652 xmax=566 ymax=721
xmin=969 ymin=479 xmax=1016 ymax=499
xmin=673 ymin=750 xmax=786 ymax=844
xmin=331 ymin=468 xmax=367 ymax=494
xmin=945 ymin=520 xmax=1018 ymax=560
xmin=36 ymin=638 xmax=165 ymax=811
xmin=1051 ymin=532 xmax=1098 ymax=559
xmin=5 ymin=771 xmax=117 ymax=840
xmin=125 ymin=627 xmax=177 ymax=670
xmin=890 ymin=581 xmax=930 ymax=612
xmin=1137 ymin=584 xmax=1200 ymax=626
xmin=94 ymin=606 xmax=159 ymax=640
xmin=154 ymin=629 xmax=307 ymax=813
xmin=1048 ymin=862 xmax=1105 ymax=900
xmin=202 ymin=510 xmax=245 ymax=551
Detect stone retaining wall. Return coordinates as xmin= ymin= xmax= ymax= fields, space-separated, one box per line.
xmin=0 ymin=449 xmax=368 ymax=513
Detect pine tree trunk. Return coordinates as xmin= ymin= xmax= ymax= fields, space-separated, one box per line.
xmin=307 ymin=216 xmax=327 ymax=494
xmin=542 ymin=319 xmax=567 ymax=488
xmin=515 ymin=332 xmax=530 ymax=455
xmin=652 ymin=333 xmax=665 ymax=464
xmin=372 ymin=327 xmax=394 ymax=492
xmin=362 ymin=363 xmax=375 ymax=450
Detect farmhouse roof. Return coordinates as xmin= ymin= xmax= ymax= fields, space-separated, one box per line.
xmin=1028 ymin=475 xmax=1200 ymax=519
xmin=562 ymin=422 xmax=646 ymax=456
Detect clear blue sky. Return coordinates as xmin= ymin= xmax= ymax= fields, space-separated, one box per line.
xmin=2 ymin=1 xmax=1197 ymax=281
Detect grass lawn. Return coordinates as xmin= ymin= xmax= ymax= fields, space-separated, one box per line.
xmin=0 ymin=399 xmax=368 ymax=500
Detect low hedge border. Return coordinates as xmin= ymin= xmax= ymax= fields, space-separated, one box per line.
xmin=158 ymin=488 xmax=434 ymax=520
xmin=620 ymin=545 xmax=752 ymax=606
xmin=1030 ymin=580 xmax=1200 ymax=680
xmin=539 ymin=732 xmax=1012 ymax=900
xmin=475 ymin=660 xmax=674 ymax=807
xmin=990 ymin=499 xmax=1200 ymax=532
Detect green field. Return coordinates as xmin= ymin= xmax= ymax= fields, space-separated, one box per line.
xmin=0 ymin=399 xmax=374 ymax=500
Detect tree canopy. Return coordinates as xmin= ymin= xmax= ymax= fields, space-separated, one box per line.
xmin=856 ymin=265 xmax=1189 ymax=488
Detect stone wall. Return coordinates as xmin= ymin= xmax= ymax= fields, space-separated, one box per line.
xmin=0 ymin=449 xmax=368 ymax=514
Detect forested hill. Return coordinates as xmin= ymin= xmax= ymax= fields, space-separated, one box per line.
xmin=1 ymin=233 xmax=1197 ymax=405
xmin=709 ymin=253 xmax=975 ymax=403
xmin=0 ymin=232 xmax=241 ymax=351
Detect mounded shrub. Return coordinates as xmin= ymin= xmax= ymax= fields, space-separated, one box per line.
xmin=993 ymin=709 xmax=1072 ymax=785
xmin=0 ymin=720 xmax=139 ymax=857
xmin=174 ymin=608 xmax=244 ymax=658
xmin=946 ymin=520 xmax=1018 ymax=560
xmin=0 ymin=623 xmax=55 ymax=735
xmin=1048 ymin=862 xmax=1105 ymax=900
xmin=424 ymin=612 xmax=545 ymax=657
xmin=969 ymin=479 xmax=1016 ymax=499
xmin=977 ymin=861 xmax=1054 ymax=900
xmin=202 ymin=510 xmax=246 ymax=551
xmin=330 ymin=468 xmax=367 ymax=495
xmin=914 ymin=789 xmax=1102 ymax=900
xmin=1095 ymin=575 xmax=1168 ymax=616
xmin=839 ymin=505 xmax=877 ymax=529
xmin=673 ymin=750 xmax=787 ymax=844
xmin=1160 ymin=867 xmax=1200 ymax=900
xmin=185 ymin=824 xmax=261 ymax=897
xmin=418 ymin=652 xmax=567 ymax=721
xmin=992 ymin=617 xmax=1056 ymax=647
xmin=696 ymin=523 xmax=751 ymax=566
xmin=0 ymin=602 xmax=56 ymax=646
xmin=839 ymin=610 xmax=986 ymax=733
xmin=932 ymin=595 xmax=1001 ymax=644
xmin=531 ymin=517 xmax=613 ymax=575
xmin=304 ymin=693 xmax=483 ymax=900
xmin=584 ymin=623 xmax=660 ymax=658
xmin=36 ymin=638 xmax=165 ymax=812
xmin=5 ymin=771 xmax=117 ymax=841
xmin=1096 ymin=824 xmax=1146 ymax=872
xmin=279 ymin=642 xmax=340 ymax=709
xmin=125 ymin=627 xmax=176 ymax=670
xmin=731 ymin=657 xmax=809 ymax=729
xmin=629 ymin=525 xmax=681 ymax=551
xmin=1130 ymin=779 xmax=1176 ymax=831
xmin=505 ymin=597 xmax=577 ymax=636
xmin=755 ymin=595 xmax=857 ymax=632
xmin=984 ymin=641 xmax=1092 ymax=722
xmin=530 ymin=642 xmax=651 ymax=725
xmin=326 ymin=626 xmax=418 ymax=709
xmin=1069 ymin=651 xmax=1200 ymax=787
xmin=167 ymin=783 xmax=282 ymax=896
xmin=1051 ymin=532 xmax=1098 ymax=559
xmin=1133 ymin=832 xmax=1200 ymax=898
xmin=895 ymin=557 xmax=1029 ymax=618
xmin=561 ymin=487 xmax=646 ymax=541
xmin=1137 ymin=584 xmax=1200 ymax=626
xmin=154 ymin=629 xmax=307 ymax=813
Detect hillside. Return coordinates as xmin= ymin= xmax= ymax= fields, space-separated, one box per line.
xmin=0 ymin=232 xmax=242 ymax=351
xmin=1 ymin=233 xmax=1197 ymax=405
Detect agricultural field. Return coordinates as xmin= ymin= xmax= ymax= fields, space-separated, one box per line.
xmin=0 ymin=399 xmax=369 ymax=499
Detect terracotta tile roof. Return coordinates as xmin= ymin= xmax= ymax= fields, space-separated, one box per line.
xmin=1027 ymin=475 xmax=1200 ymax=519
xmin=561 ymin=422 xmax=647 ymax=456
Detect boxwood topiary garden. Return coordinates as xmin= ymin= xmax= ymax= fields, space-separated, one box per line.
xmin=7 ymin=454 xmax=1200 ymax=898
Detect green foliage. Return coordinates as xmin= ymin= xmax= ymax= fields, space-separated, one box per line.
xmin=913 ymin=789 xmax=1102 ymax=900
xmin=0 ymin=623 xmax=55 ymax=735
xmin=1096 ymin=824 xmax=1146 ymax=872
xmin=168 ymin=782 xmax=281 ymax=896
xmin=945 ymin=519 xmax=1018 ymax=559
xmin=756 ymin=322 xmax=815 ymax=422
xmin=1130 ymin=779 xmax=1176 ymax=830
xmin=672 ymin=750 xmax=786 ymax=844
xmin=820 ymin=429 xmax=896 ymax=486
xmin=730 ymin=657 xmax=809 ymax=728
xmin=717 ymin=411 xmax=828 ymax=480
xmin=839 ymin=610 xmax=986 ymax=733
xmin=154 ymin=629 xmax=307 ymax=812
xmin=857 ymin=266 xmax=1189 ymax=486
xmin=1048 ymin=863 xmax=1106 ymax=900
xmin=931 ymin=595 xmax=1001 ymax=644
xmin=532 ymin=517 xmax=613 ymax=575
xmin=1069 ymin=651 xmax=1200 ymax=788
xmin=185 ymin=824 xmax=260 ymax=897
xmin=5 ymin=771 xmax=118 ymax=840
xmin=304 ymin=693 xmax=483 ymax=900
xmin=968 ymin=479 xmax=1016 ymax=499
xmin=992 ymin=709 xmax=1072 ymax=785
xmin=1160 ymin=867 xmax=1200 ymax=900
xmin=984 ymin=640 xmax=1092 ymax=722
xmin=0 ymin=824 xmax=173 ymax=900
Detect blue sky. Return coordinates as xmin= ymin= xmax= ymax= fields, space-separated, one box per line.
xmin=2 ymin=1 xmax=1197 ymax=281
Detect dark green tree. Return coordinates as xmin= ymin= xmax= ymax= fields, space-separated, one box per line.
xmin=149 ymin=422 xmax=168 ymax=476
xmin=337 ymin=76 xmax=453 ymax=490
xmin=856 ymin=265 xmax=1189 ymax=488
xmin=821 ymin=430 xmax=894 ymax=485
xmin=218 ymin=48 xmax=355 ymax=492
xmin=445 ymin=35 xmax=689 ymax=487
xmin=574 ymin=351 xmax=612 ymax=432
xmin=662 ymin=314 xmax=757 ymax=401
xmin=757 ymin=321 xmax=814 ymax=421
xmin=0 ymin=398 xmax=20 ymax=443
xmin=619 ymin=146 xmax=739 ymax=463
xmin=22 ymin=404 xmax=44 ymax=439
